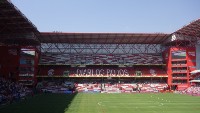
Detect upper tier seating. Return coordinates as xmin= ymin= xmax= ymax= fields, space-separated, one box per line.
xmin=40 ymin=53 xmax=163 ymax=65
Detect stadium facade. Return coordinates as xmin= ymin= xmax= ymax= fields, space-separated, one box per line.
xmin=0 ymin=0 xmax=200 ymax=92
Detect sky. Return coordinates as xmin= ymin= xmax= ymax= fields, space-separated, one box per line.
xmin=11 ymin=0 xmax=200 ymax=33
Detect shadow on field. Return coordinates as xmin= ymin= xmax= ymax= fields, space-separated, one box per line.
xmin=0 ymin=93 xmax=77 ymax=113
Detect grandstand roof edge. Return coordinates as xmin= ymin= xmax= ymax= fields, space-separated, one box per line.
xmin=41 ymin=32 xmax=170 ymax=35
xmin=39 ymin=32 xmax=171 ymax=44
xmin=0 ymin=0 xmax=40 ymax=45
xmin=174 ymin=18 xmax=200 ymax=38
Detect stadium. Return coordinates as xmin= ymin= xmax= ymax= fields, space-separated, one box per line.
xmin=0 ymin=0 xmax=200 ymax=113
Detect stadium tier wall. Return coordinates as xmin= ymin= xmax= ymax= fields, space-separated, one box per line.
xmin=0 ymin=46 xmax=39 ymax=86
xmin=38 ymin=65 xmax=167 ymax=77
xmin=0 ymin=46 xmax=20 ymax=80
xmin=163 ymin=47 xmax=196 ymax=90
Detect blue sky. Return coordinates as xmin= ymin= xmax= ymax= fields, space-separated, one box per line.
xmin=12 ymin=0 xmax=200 ymax=33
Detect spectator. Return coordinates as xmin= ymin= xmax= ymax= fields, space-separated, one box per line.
xmin=0 ymin=77 xmax=31 ymax=105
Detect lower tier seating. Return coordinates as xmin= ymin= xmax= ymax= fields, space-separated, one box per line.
xmin=76 ymin=83 xmax=168 ymax=93
xmin=179 ymin=86 xmax=200 ymax=96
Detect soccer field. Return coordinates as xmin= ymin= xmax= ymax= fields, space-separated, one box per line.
xmin=0 ymin=93 xmax=200 ymax=113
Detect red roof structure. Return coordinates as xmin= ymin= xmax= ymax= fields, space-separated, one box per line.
xmin=175 ymin=19 xmax=200 ymax=38
xmin=0 ymin=0 xmax=40 ymax=45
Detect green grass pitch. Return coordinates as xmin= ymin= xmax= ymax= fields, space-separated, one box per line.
xmin=0 ymin=93 xmax=200 ymax=113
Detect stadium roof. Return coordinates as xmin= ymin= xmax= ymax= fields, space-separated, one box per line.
xmin=0 ymin=0 xmax=199 ymax=45
xmin=0 ymin=0 xmax=40 ymax=45
xmin=39 ymin=32 xmax=170 ymax=44
xmin=175 ymin=19 xmax=200 ymax=38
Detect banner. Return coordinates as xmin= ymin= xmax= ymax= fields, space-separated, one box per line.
xmin=75 ymin=68 xmax=130 ymax=77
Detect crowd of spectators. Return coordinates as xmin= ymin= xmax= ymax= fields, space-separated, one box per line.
xmin=0 ymin=77 xmax=32 ymax=105
xmin=184 ymin=86 xmax=200 ymax=96
xmin=36 ymin=80 xmax=75 ymax=94
xmin=175 ymin=84 xmax=200 ymax=96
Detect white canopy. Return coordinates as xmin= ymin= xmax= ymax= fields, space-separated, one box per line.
xmin=190 ymin=70 xmax=200 ymax=75
xmin=190 ymin=80 xmax=200 ymax=82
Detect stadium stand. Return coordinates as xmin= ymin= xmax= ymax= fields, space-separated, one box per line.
xmin=0 ymin=0 xmax=200 ymax=95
